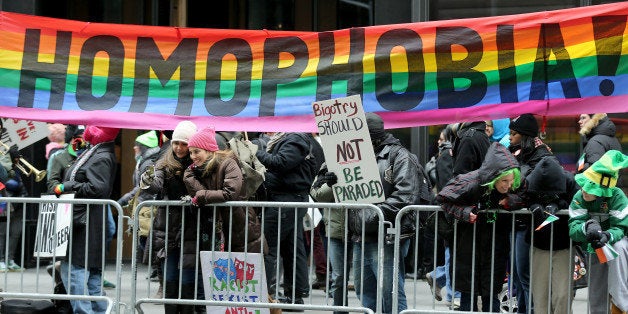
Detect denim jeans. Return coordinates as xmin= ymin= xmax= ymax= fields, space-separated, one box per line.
xmin=329 ymin=238 xmax=353 ymax=314
xmin=60 ymin=261 xmax=107 ymax=314
xmin=353 ymin=238 xmax=409 ymax=314
xmin=512 ymin=229 xmax=532 ymax=313
xmin=431 ymin=247 xmax=460 ymax=302
xmin=105 ymin=206 xmax=115 ymax=249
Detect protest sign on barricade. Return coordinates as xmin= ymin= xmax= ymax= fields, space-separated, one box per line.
xmin=200 ymin=251 xmax=269 ymax=314
xmin=33 ymin=194 xmax=73 ymax=258
xmin=312 ymin=94 xmax=384 ymax=204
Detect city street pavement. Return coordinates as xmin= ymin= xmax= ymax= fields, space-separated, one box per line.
xmin=0 ymin=262 xmax=589 ymax=313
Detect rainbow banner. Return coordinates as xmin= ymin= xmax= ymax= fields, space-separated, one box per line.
xmin=0 ymin=3 xmax=627 ymax=131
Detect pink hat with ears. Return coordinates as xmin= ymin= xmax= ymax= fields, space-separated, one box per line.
xmin=188 ymin=126 xmax=219 ymax=152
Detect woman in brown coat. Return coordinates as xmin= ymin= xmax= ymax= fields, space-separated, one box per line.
xmin=183 ymin=126 xmax=265 ymax=254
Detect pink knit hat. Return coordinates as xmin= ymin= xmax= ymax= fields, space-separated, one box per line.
xmin=188 ymin=126 xmax=219 ymax=152
xmin=83 ymin=126 xmax=120 ymax=145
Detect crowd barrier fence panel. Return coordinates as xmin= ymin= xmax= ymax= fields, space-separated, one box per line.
xmin=393 ymin=205 xmax=596 ymax=314
xmin=0 ymin=196 xmax=123 ymax=313
xmin=132 ymin=200 xmax=384 ymax=314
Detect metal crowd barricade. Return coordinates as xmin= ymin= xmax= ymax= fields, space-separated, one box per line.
xmin=393 ymin=205 xmax=593 ymax=314
xmin=131 ymin=199 xmax=383 ymax=314
xmin=0 ymin=196 xmax=125 ymax=313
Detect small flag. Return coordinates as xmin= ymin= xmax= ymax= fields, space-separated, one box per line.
xmin=595 ymin=243 xmax=618 ymax=263
xmin=535 ymin=214 xmax=559 ymax=231
xmin=0 ymin=181 xmax=5 ymax=191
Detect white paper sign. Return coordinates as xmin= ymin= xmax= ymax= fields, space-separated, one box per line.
xmin=0 ymin=118 xmax=48 ymax=149
xmin=34 ymin=194 xmax=73 ymax=258
xmin=312 ymin=95 xmax=385 ymax=204
xmin=200 ymin=251 xmax=269 ymax=314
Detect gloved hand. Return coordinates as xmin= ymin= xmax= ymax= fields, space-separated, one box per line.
xmin=53 ymin=184 xmax=64 ymax=197
xmin=529 ymin=203 xmax=545 ymax=223
xmin=117 ymin=197 xmax=128 ymax=207
xmin=8 ymin=145 xmax=20 ymax=162
xmin=591 ymin=231 xmax=611 ymax=249
xmin=544 ymin=203 xmax=559 ymax=215
xmin=585 ymin=219 xmax=603 ymax=243
xmin=71 ymin=137 xmax=87 ymax=151
xmin=191 ymin=196 xmax=198 ymax=207
xmin=312 ymin=172 xmax=338 ymax=189
xmin=500 ymin=194 xmax=524 ymax=210
xmin=180 ymin=195 xmax=194 ymax=204
xmin=139 ymin=165 xmax=155 ymax=189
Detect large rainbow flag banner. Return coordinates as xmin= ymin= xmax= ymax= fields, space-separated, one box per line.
xmin=0 ymin=3 xmax=627 ymax=131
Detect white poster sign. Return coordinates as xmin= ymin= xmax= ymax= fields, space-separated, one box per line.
xmin=312 ymin=95 xmax=384 ymax=204
xmin=200 ymin=251 xmax=269 ymax=314
xmin=34 ymin=194 xmax=73 ymax=258
xmin=0 ymin=118 xmax=48 ymax=149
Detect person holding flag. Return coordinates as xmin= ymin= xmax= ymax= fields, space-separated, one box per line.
xmin=568 ymin=150 xmax=628 ymax=314
xmin=523 ymin=157 xmax=578 ymax=313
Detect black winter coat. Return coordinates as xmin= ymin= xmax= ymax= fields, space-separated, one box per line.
xmin=435 ymin=141 xmax=454 ymax=192
xmin=437 ymin=142 xmax=519 ymax=296
xmin=62 ymin=142 xmax=117 ymax=268
xmin=579 ymin=114 xmax=621 ymax=172
xmin=524 ymin=157 xmax=578 ymax=251
xmin=452 ymin=122 xmax=490 ymax=176
xmin=256 ymin=133 xmax=319 ymax=194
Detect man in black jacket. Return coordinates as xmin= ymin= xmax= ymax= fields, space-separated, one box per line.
xmin=255 ymin=132 xmax=322 ymax=308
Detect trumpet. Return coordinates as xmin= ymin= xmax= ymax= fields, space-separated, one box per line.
xmin=0 ymin=140 xmax=47 ymax=182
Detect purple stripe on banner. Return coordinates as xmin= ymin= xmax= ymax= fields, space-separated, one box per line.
xmin=2 ymin=95 xmax=627 ymax=131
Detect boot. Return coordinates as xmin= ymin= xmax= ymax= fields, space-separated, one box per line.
xmin=180 ymin=283 xmax=197 ymax=314
xmin=163 ymin=282 xmax=179 ymax=314
xmin=612 ymin=302 xmax=627 ymax=314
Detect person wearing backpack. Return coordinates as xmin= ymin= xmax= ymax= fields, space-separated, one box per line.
xmin=118 ymin=130 xmax=161 ymax=271
xmin=255 ymin=132 xmax=320 ymax=309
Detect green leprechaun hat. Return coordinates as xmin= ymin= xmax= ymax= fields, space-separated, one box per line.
xmin=575 ymin=150 xmax=628 ymax=197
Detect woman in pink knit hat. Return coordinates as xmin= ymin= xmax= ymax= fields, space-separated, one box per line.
xmin=182 ymin=126 xmax=265 ymax=254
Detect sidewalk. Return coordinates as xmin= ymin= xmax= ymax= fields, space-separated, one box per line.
xmin=0 ymin=262 xmax=590 ymax=313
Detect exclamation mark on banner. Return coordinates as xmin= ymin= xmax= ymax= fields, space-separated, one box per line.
xmin=592 ymin=16 xmax=626 ymax=96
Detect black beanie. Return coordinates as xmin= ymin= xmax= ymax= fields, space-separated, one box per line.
xmin=365 ymin=112 xmax=386 ymax=141
xmin=510 ymin=114 xmax=538 ymax=137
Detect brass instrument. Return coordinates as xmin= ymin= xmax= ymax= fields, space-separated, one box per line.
xmin=0 ymin=140 xmax=47 ymax=182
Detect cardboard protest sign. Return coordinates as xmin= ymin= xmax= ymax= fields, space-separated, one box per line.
xmin=200 ymin=251 xmax=269 ymax=314
xmin=34 ymin=194 xmax=73 ymax=258
xmin=0 ymin=118 xmax=48 ymax=149
xmin=312 ymin=94 xmax=384 ymax=204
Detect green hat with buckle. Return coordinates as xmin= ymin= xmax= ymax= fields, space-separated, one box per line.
xmin=575 ymin=150 xmax=628 ymax=197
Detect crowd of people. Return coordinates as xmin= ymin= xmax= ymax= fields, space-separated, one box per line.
xmin=0 ymin=112 xmax=625 ymax=314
